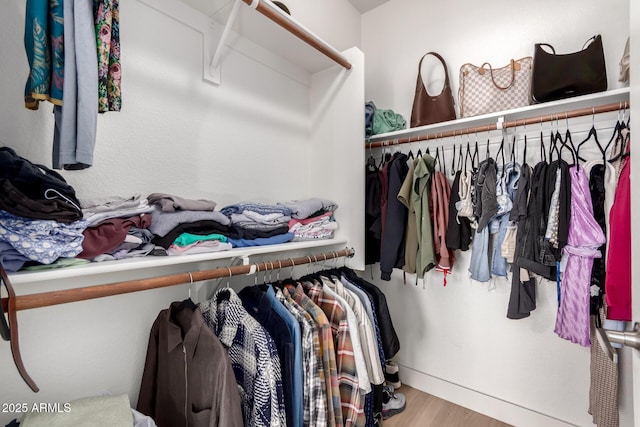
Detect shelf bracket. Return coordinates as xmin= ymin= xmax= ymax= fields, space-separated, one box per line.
xmin=207 ymin=0 xmax=244 ymax=85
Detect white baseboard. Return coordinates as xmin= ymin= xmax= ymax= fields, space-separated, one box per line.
xmin=398 ymin=364 xmax=577 ymax=427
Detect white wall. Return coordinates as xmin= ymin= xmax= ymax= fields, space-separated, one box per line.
xmin=361 ymin=1 xmax=631 ymax=426
xmin=0 ymin=0 xmax=361 ymax=424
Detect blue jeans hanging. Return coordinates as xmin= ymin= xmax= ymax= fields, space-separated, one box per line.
xmin=469 ymin=226 xmax=491 ymax=282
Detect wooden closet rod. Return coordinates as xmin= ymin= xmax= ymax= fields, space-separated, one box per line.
xmin=365 ymin=101 xmax=629 ymax=148
xmin=1 ymin=248 xmax=354 ymax=313
xmin=244 ymin=0 xmax=352 ymax=70
xmin=0 ymin=247 xmax=354 ymax=392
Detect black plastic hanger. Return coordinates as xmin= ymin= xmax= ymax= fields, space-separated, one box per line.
xmin=576 ymin=124 xmax=604 ymax=164
xmin=457 ymin=143 xmax=464 ymax=173
xmin=549 ymin=130 xmax=560 ymax=162
xmin=496 ymin=138 xmax=505 ymax=171
xmin=450 ymin=144 xmax=457 ymax=176
xmin=522 ymin=134 xmax=528 ymax=165
xmin=539 ymin=131 xmax=547 ymax=163
xmin=441 ymin=145 xmax=447 ymax=175
xmin=473 ymin=140 xmax=479 ymax=169
xmin=510 ymin=135 xmax=517 ymax=164
xmin=559 ymin=129 xmax=577 ymax=166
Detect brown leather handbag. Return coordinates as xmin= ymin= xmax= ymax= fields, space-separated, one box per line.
xmin=410 ymin=52 xmax=457 ymax=127
xmin=531 ymin=35 xmax=607 ymax=103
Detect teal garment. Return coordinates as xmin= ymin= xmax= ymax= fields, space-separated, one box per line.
xmin=173 ymin=232 xmax=227 ymax=247
xmin=371 ymin=109 xmax=406 ymax=135
xmin=24 ymin=0 xmax=64 ymax=109
xmin=413 ymin=155 xmax=437 ymax=277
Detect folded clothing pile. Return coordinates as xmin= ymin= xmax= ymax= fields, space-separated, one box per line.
xmin=220 ymin=201 xmax=294 ymax=248
xmin=0 ymin=147 xmax=87 ymax=272
xmin=279 ymin=198 xmax=339 ymax=241
xmin=78 ymin=194 xmax=156 ymax=261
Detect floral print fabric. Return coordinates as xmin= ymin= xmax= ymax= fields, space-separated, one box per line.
xmin=94 ymin=0 xmax=121 ymax=112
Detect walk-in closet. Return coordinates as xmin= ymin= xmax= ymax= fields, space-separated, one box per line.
xmin=0 ymin=0 xmax=638 ymax=426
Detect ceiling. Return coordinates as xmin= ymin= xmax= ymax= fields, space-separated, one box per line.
xmin=348 ymin=0 xmax=389 ymax=14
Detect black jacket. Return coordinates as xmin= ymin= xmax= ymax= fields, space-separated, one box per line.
xmin=380 ymin=153 xmax=409 ymax=280
xmin=0 ymin=147 xmax=82 ymax=223
xmin=365 ymin=160 xmax=382 ymax=265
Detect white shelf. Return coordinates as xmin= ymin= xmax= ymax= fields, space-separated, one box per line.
xmin=7 ymin=238 xmax=349 ymax=286
xmin=367 ymin=88 xmax=631 ymax=143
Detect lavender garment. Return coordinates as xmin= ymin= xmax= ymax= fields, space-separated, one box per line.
xmin=554 ymin=167 xmax=606 ymax=347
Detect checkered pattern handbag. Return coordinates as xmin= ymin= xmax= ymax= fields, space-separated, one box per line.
xmin=459 ymin=57 xmax=532 ymax=118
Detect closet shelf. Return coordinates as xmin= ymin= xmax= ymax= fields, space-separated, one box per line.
xmin=7 ymin=239 xmax=348 ymax=286
xmin=366 ymin=88 xmax=630 ymax=147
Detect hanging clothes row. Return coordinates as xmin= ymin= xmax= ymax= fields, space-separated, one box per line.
xmin=137 ymin=266 xmax=401 ymax=427
xmin=365 ymin=111 xmax=632 ymax=331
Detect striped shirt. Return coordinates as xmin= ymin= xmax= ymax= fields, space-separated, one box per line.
xmin=327 ymin=276 xmax=385 ymax=385
xmin=200 ymin=289 xmax=286 ymax=427
xmin=303 ymin=280 xmax=365 ymax=427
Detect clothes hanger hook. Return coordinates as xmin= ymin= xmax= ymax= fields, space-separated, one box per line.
xmin=226 ymin=267 xmax=232 ymax=288
xmin=277 ymin=260 xmax=282 ymax=281
xmin=187 ymin=272 xmax=193 ymax=299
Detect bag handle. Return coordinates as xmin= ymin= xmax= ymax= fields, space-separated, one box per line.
xmin=582 ymin=35 xmax=597 ymax=50
xmin=417 ymin=52 xmax=452 ymax=96
xmin=478 ymin=59 xmax=520 ymax=90
xmin=537 ymin=35 xmax=598 ymax=55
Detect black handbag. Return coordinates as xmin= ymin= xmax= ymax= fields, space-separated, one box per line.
xmin=531 ymin=35 xmax=607 ymax=103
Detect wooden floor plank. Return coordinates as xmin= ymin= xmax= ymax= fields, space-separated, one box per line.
xmin=383 ymin=385 xmax=513 ymax=427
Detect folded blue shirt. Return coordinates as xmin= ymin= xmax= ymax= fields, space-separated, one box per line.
xmin=226 ymin=232 xmax=294 ymax=248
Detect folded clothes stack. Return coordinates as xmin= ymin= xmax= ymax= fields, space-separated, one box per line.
xmin=0 ymin=147 xmax=87 ymax=272
xmin=279 ymin=198 xmax=339 ymax=241
xmin=0 ymin=150 xmax=341 ymax=272
xmin=79 ymin=194 xmax=156 ymax=261
xmin=220 ymin=201 xmax=294 ymax=247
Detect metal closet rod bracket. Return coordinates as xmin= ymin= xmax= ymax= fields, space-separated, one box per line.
xmin=604 ymin=322 xmax=640 ymax=350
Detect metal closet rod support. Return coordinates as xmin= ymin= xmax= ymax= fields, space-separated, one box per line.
xmin=365 ymin=101 xmax=629 ymax=148
xmin=0 ymin=247 xmax=354 ymax=392
xmin=605 ymin=323 xmax=640 ymax=350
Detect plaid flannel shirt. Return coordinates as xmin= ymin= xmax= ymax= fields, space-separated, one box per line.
xmin=289 ymin=283 xmax=343 ymax=427
xmin=303 ymin=280 xmax=365 ymax=427
xmin=276 ymin=288 xmax=328 ymax=427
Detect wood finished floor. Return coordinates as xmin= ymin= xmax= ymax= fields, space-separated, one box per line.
xmin=383 ymin=385 xmax=513 ymax=427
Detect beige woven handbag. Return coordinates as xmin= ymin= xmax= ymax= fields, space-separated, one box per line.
xmin=459 ymin=57 xmax=533 ymax=118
